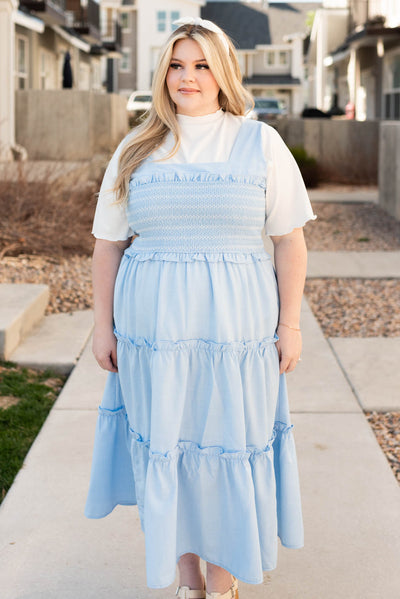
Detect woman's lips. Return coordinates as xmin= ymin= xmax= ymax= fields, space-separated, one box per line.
xmin=179 ymin=88 xmax=200 ymax=94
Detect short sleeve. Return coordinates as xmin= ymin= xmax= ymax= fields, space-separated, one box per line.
xmin=262 ymin=124 xmax=317 ymax=237
xmin=91 ymin=132 xmax=136 ymax=241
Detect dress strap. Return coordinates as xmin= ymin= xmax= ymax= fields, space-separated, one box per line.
xmin=228 ymin=118 xmax=267 ymax=174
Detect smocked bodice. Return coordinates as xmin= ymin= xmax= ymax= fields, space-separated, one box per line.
xmin=127 ymin=119 xmax=267 ymax=253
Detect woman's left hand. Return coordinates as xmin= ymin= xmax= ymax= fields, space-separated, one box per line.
xmin=276 ymin=324 xmax=302 ymax=374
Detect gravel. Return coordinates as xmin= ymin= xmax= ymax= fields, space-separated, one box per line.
xmin=304 ymin=201 xmax=400 ymax=251
xmin=0 ymin=254 xmax=92 ymax=315
xmin=365 ymin=412 xmax=400 ymax=484
xmin=304 ymin=278 xmax=400 ymax=337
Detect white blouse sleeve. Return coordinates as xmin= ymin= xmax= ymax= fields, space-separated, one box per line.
xmin=262 ymin=124 xmax=317 ymax=237
xmin=91 ymin=133 xmax=136 ymax=241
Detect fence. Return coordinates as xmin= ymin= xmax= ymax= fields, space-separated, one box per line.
xmin=276 ymin=118 xmax=379 ymax=185
xmin=15 ymin=90 xmax=129 ymax=161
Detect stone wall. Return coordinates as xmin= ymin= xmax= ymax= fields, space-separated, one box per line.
xmin=15 ymin=90 xmax=129 ymax=160
xmin=276 ymin=118 xmax=379 ymax=185
xmin=379 ymin=122 xmax=400 ymax=221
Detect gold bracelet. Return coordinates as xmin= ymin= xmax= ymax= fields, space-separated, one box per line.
xmin=278 ymin=322 xmax=301 ymax=332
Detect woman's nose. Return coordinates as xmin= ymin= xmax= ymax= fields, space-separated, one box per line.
xmin=182 ymin=68 xmax=195 ymax=82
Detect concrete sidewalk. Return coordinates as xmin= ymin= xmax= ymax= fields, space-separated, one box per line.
xmin=308 ymin=187 xmax=379 ymax=203
xmin=0 ymin=294 xmax=399 ymax=598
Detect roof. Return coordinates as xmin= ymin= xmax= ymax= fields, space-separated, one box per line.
xmin=201 ymin=2 xmax=322 ymax=49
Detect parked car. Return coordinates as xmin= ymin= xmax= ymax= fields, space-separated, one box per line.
xmin=126 ymin=91 xmax=152 ymax=121
xmin=246 ymin=97 xmax=287 ymax=124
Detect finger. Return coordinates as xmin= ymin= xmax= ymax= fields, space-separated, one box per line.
xmin=279 ymin=355 xmax=291 ymax=374
xmin=285 ymin=359 xmax=298 ymax=373
xmin=98 ymin=354 xmax=118 ymax=373
xmin=110 ymin=348 xmax=118 ymax=371
xmin=287 ymin=355 xmax=303 ymax=373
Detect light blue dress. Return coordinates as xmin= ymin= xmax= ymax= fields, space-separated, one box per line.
xmin=85 ymin=118 xmax=305 ymax=588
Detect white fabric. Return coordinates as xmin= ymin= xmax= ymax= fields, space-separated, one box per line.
xmin=172 ymin=16 xmax=230 ymax=53
xmin=91 ymin=109 xmax=315 ymax=241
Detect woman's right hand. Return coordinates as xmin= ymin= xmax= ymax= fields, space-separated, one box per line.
xmin=92 ymin=324 xmax=118 ymax=373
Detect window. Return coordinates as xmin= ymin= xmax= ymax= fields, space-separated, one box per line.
xmin=266 ymin=51 xmax=275 ymax=66
xmin=121 ymin=12 xmax=130 ymax=32
xmin=384 ymin=53 xmax=400 ymax=119
xmin=171 ymin=11 xmax=180 ymax=31
xmin=102 ymin=8 xmax=114 ymax=37
xmin=40 ymin=50 xmax=54 ymax=89
xmin=157 ymin=10 xmax=166 ymax=32
xmin=120 ymin=48 xmax=131 ymax=73
xmin=279 ymin=51 xmax=288 ymax=65
xmin=392 ymin=55 xmax=400 ymax=88
xmin=16 ymin=35 xmax=28 ymax=89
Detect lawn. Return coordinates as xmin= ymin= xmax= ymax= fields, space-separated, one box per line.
xmin=0 ymin=361 xmax=66 ymax=504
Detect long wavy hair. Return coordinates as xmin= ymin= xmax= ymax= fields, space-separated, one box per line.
xmin=113 ymin=22 xmax=254 ymax=204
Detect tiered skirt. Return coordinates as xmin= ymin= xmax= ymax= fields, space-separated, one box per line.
xmin=85 ymin=246 xmax=304 ymax=588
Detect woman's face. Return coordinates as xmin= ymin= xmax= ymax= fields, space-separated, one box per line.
xmin=166 ymin=38 xmax=221 ymax=117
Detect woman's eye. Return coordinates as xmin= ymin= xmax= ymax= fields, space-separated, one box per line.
xmin=169 ymin=63 xmax=182 ymax=69
xmin=196 ymin=64 xmax=209 ymax=70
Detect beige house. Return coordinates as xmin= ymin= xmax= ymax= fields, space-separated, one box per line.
xmin=0 ymin=0 xmax=122 ymax=158
xmin=13 ymin=0 xmax=105 ymax=92
xmin=307 ymin=0 xmax=400 ymax=120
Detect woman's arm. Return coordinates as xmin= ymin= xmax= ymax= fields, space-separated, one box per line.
xmin=92 ymin=237 xmax=132 ymax=372
xmin=270 ymin=227 xmax=307 ymax=374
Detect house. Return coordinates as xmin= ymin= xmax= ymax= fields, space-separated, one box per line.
xmin=116 ymin=0 xmax=205 ymax=97
xmin=13 ymin=0 xmax=106 ymax=92
xmin=0 ymin=0 xmax=123 ymax=159
xmin=201 ymin=1 xmax=322 ymax=115
xmin=307 ymin=0 xmax=400 ymax=119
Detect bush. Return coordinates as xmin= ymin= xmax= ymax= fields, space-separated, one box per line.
xmin=289 ymin=146 xmax=320 ymax=188
xmin=0 ymin=164 xmax=98 ymax=259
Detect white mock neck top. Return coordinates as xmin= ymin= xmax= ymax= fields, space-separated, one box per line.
xmin=154 ymin=108 xmax=241 ymax=164
xmin=92 ymin=110 xmax=316 ymax=241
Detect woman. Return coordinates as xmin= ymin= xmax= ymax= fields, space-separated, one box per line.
xmin=85 ymin=16 xmax=316 ymax=599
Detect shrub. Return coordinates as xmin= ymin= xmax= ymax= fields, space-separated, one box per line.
xmin=289 ymin=146 xmax=320 ymax=188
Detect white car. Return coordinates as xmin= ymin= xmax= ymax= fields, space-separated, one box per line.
xmin=126 ymin=91 xmax=152 ymax=119
xmin=246 ymin=97 xmax=287 ymax=123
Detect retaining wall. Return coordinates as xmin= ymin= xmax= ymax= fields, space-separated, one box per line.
xmin=379 ymin=122 xmax=400 ymax=221
xmin=276 ymin=118 xmax=379 ymax=185
xmin=15 ymin=90 xmax=129 ymax=161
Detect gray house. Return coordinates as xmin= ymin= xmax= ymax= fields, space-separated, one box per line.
xmin=201 ymin=1 xmax=321 ymax=115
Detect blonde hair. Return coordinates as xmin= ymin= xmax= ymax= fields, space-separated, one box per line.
xmin=114 ymin=23 xmax=254 ymax=204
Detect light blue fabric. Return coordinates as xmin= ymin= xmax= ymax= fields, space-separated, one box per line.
xmin=85 ymin=119 xmax=304 ymax=588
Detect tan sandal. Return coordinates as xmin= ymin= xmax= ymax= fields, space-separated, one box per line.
xmin=206 ymin=575 xmax=239 ymax=599
xmin=175 ymin=574 xmax=207 ymax=598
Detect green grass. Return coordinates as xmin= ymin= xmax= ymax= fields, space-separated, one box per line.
xmin=0 ymin=361 xmax=66 ymax=504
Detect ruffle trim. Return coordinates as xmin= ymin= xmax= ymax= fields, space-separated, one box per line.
xmin=114 ymin=331 xmax=279 ymax=353
xmin=129 ymin=172 xmax=266 ymax=190
xmin=123 ymin=248 xmax=271 ymax=263
xmin=85 ymin=398 xmax=304 ymax=586
xmin=126 ymin=419 xmax=293 ymax=462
